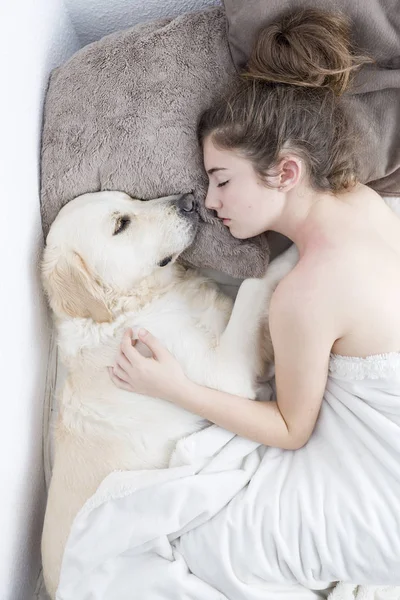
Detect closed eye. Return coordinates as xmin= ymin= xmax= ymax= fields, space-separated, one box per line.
xmin=113 ymin=215 xmax=131 ymax=235
xmin=217 ymin=180 xmax=229 ymax=188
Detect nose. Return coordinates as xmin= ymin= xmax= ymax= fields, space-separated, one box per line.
xmin=177 ymin=193 xmax=196 ymax=214
xmin=204 ymin=187 xmax=221 ymax=211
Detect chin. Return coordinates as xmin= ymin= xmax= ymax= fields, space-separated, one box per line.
xmin=228 ymin=225 xmax=257 ymax=240
xmin=226 ymin=224 xmax=241 ymax=238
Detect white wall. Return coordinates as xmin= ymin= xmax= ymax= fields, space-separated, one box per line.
xmin=0 ymin=2 xmax=80 ymax=599
xmin=65 ymin=0 xmax=221 ymax=45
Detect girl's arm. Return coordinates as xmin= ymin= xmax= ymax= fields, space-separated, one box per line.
xmin=162 ymin=279 xmax=333 ymax=449
xmin=111 ymin=270 xmax=334 ymax=450
xmin=163 ymin=379 xmax=310 ymax=451
xmin=110 ymin=250 xmax=336 ymax=450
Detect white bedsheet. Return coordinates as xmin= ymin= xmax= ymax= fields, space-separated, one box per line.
xmin=55 ymin=353 xmax=400 ymax=600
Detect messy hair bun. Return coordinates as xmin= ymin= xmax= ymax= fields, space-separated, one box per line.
xmin=244 ymin=9 xmax=372 ymax=95
xmin=198 ymin=9 xmax=373 ymax=194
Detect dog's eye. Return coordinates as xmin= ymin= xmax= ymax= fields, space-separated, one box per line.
xmin=113 ymin=216 xmax=131 ymax=235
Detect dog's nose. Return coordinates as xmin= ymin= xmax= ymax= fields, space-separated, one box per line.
xmin=177 ymin=193 xmax=195 ymax=213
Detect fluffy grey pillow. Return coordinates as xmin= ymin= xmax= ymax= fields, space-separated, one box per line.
xmin=40 ymin=8 xmax=280 ymax=278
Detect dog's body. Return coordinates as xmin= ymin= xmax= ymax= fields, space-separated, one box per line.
xmin=41 ymin=191 xmax=297 ymax=598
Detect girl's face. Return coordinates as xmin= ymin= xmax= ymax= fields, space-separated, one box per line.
xmin=203 ymin=136 xmax=281 ymax=239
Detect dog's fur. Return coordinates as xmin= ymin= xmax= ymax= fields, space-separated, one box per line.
xmin=40 ymin=191 xmax=298 ymax=598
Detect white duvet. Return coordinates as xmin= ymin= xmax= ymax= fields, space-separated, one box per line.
xmin=55 ymin=352 xmax=400 ymax=600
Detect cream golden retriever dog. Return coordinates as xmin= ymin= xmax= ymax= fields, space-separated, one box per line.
xmin=40 ymin=190 xmax=297 ymax=598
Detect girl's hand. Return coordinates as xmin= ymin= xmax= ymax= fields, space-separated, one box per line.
xmin=109 ymin=328 xmax=188 ymax=402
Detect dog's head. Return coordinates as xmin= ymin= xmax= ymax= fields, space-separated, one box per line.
xmin=42 ymin=191 xmax=198 ymax=322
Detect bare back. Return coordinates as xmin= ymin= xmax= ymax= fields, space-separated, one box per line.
xmin=294 ymin=185 xmax=400 ymax=358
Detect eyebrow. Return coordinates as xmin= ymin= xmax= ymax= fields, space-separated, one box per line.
xmin=207 ymin=167 xmax=228 ymax=175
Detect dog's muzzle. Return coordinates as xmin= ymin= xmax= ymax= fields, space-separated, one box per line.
xmin=176 ymin=193 xmax=198 ymax=218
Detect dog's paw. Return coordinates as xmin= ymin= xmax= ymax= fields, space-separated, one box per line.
xmin=256 ymin=381 xmax=275 ymax=402
xmin=257 ymin=362 xmax=275 ymax=383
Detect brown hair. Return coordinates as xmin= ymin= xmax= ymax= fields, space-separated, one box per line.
xmin=198 ymin=9 xmax=373 ymax=193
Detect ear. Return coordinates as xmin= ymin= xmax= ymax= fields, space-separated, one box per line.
xmin=276 ymin=155 xmax=302 ymax=191
xmin=42 ymin=250 xmax=113 ymax=323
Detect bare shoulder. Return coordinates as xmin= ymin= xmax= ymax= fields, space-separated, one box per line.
xmin=268 ymin=244 xmax=349 ymax=348
xmin=270 ymin=249 xmax=339 ymax=315
xmin=268 ymin=184 xmax=400 ymax=358
xmin=268 ymin=184 xmax=392 ymax=339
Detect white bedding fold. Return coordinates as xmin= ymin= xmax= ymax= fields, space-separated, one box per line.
xmin=56 ymin=354 xmax=400 ymax=600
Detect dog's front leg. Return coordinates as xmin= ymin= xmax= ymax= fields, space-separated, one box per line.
xmin=213 ymin=245 xmax=299 ymax=396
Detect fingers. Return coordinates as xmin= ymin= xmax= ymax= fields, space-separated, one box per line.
xmin=120 ymin=327 xmax=165 ymax=361
xmin=121 ymin=329 xmax=140 ymax=361
xmin=111 ymin=363 xmax=130 ymax=383
xmin=137 ymin=328 xmax=166 ymax=360
xmin=115 ymin=350 xmax=132 ymax=373
xmin=108 ymin=367 xmax=134 ymax=392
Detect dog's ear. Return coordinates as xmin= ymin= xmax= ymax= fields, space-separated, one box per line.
xmin=42 ymin=250 xmax=112 ymax=323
